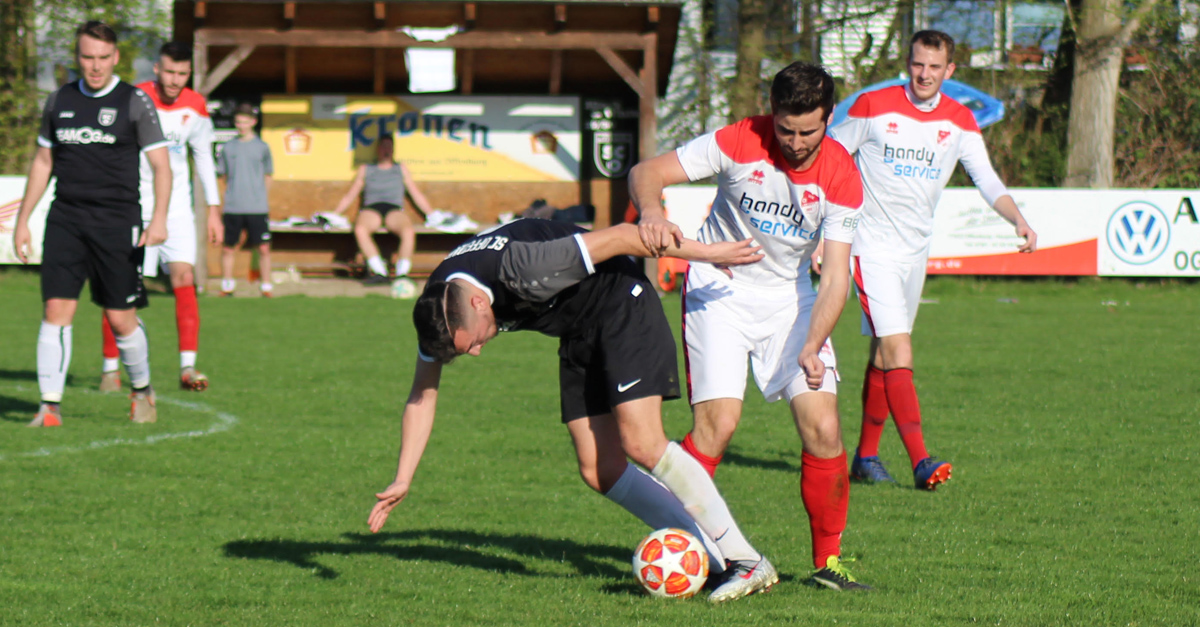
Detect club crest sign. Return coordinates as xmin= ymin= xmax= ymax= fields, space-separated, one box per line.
xmin=98 ymin=108 xmax=117 ymax=127
xmin=593 ymin=131 xmax=633 ymax=178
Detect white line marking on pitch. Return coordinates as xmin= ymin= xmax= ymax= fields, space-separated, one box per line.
xmin=0 ymin=391 xmax=239 ymax=461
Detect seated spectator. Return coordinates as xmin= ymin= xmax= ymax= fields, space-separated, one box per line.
xmin=331 ymin=134 xmax=433 ymax=284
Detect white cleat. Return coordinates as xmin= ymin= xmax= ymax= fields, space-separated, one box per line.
xmin=707 ymin=557 xmax=779 ymax=603
xmin=130 ymin=387 xmax=157 ymax=424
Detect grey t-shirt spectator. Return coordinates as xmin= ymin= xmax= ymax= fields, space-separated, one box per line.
xmin=218 ymin=136 xmax=273 ymax=214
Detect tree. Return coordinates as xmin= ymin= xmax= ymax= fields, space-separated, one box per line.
xmin=0 ymin=0 xmax=38 ymax=175
xmin=728 ymin=0 xmax=769 ymax=121
xmin=1063 ymin=0 xmax=1162 ymax=187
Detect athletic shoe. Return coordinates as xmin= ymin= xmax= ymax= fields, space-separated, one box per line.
xmin=130 ymin=387 xmax=157 ymax=424
xmin=363 ymin=273 xmax=391 ymax=285
xmin=260 ymin=287 xmax=273 ymax=298
xmin=28 ymin=403 xmax=63 ymax=428
xmin=811 ymin=556 xmax=871 ymax=591
xmin=219 ymin=290 xmax=235 ymax=297
xmin=914 ymin=457 xmax=952 ymax=490
xmin=99 ymin=370 xmax=122 ymax=393
xmin=707 ymin=557 xmax=778 ymax=603
xmin=179 ymin=367 xmax=209 ymax=392
xmin=850 ymin=452 xmax=896 ymax=484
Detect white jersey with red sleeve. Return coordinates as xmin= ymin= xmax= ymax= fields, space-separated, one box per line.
xmin=675 ymin=115 xmax=863 ymax=288
xmin=830 ymin=85 xmax=1009 ymax=260
xmin=136 ymin=82 xmax=221 ymax=220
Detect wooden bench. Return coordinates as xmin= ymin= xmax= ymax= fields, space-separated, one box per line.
xmin=266 ymin=223 xmax=485 ymax=278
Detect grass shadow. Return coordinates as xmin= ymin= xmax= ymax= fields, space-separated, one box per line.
xmin=0 ymin=393 xmax=40 ymax=423
xmin=0 ymin=369 xmax=38 ymax=383
xmin=722 ymin=449 xmax=800 ymax=474
xmin=223 ymin=528 xmax=629 ymax=582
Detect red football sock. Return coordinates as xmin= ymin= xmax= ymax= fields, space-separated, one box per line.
xmin=801 ymin=451 xmax=849 ymax=569
xmin=883 ymin=368 xmax=930 ymax=468
xmin=856 ymin=364 xmax=888 ymax=457
xmin=101 ymin=316 xmax=119 ymax=360
xmin=680 ymin=432 xmax=722 ymax=478
xmin=174 ymin=286 xmax=199 ymax=353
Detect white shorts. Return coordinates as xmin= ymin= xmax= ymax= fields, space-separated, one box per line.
xmin=682 ymin=263 xmax=838 ymax=404
xmin=141 ymin=210 xmax=197 ymax=278
xmin=852 ymin=254 xmax=927 ymax=337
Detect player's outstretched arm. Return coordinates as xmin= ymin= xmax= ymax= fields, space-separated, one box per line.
xmin=629 ymin=152 xmax=690 ymax=256
xmin=401 ymin=163 xmax=434 ymax=221
xmin=798 ymin=240 xmax=852 ymax=389
xmin=13 ymin=147 xmax=53 ymax=264
xmin=580 ymin=223 xmax=762 ymax=268
xmin=332 ymin=165 xmax=367 ymax=216
xmin=369 ymin=357 xmax=443 ymax=533
xmin=991 ymin=195 xmax=1038 ymax=253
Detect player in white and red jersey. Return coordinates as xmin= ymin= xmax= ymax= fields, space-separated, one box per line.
xmin=828 ymin=30 xmax=1038 ymax=490
xmin=98 ymin=42 xmax=222 ymax=393
xmin=632 ymin=62 xmax=870 ymax=593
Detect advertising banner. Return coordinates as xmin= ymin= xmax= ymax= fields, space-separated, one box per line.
xmin=260 ymin=95 xmax=581 ymax=183
xmin=661 ymin=185 xmax=1200 ymax=277
xmin=0 ymin=177 xmax=53 ymax=265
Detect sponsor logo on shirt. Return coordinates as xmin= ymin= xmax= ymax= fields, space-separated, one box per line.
xmin=737 ymin=192 xmax=817 ymax=240
xmin=748 ymin=169 xmax=765 ymax=185
xmin=98 ymin=108 xmax=118 ymax=126
xmin=55 ymin=127 xmax=117 ymax=145
xmin=882 ymin=144 xmax=942 ymax=180
xmin=59 ymin=111 xmax=75 ymax=118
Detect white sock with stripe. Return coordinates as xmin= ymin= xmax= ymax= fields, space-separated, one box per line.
xmin=116 ymin=321 xmax=151 ymax=390
xmin=37 ymin=322 xmax=72 ymax=404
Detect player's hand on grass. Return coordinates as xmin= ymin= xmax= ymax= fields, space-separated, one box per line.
xmin=207 ymin=207 xmax=224 ymax=245
xmin=798 ymin=349 xmax=825 ymax=390
xmin=13 ymin=223 xmax=31 ymax=264
xmin=369 ymin=481 xmax=412 ymax=532
xmin=1016 ymin=223 xmax=1037 ymax=253
xmin=810 ymin=239 xmax=825 ymax=275
xmin=638 ymin=214 xmax=683 ymax=258
xmin=142 ymin=219 xmax=168 ymax=247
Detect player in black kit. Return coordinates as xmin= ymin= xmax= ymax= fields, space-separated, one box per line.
xmin=12 ymin=21 xmax=173 ymax=427
xmin=366 ymin=221 xmax=782 ymax=603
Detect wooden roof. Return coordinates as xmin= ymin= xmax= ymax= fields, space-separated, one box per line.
xmin=173 ymin=1 xmax=682 ymax=99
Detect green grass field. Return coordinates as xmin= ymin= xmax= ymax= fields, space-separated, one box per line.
xmin=1 ymin=269 xmax=1197 ymax=626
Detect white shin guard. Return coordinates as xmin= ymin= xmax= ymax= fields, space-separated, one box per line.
xmin=115 ymin=321 xmax=151 ymax=390
xmin=37 ymin=322 xmax=72 ymax=403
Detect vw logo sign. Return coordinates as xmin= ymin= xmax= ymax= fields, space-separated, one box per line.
xmin=1107 ymin=201 xmax=1170 ymax=265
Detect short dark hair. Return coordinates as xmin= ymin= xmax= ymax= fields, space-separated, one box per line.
xmin=909 ymin=30 xmax=956 ymax=63
xmin=159 ymin=41 xmax=193 ymax=63
xmin=75 ymin=20 xmax=117 ymax=51
xmin=769 ymin=62 xmax=836 ymax=119
xmin=413 ymin=280 xmax=470 ymax=363
xmin=233 ymin=103 xmax=259 ymax=119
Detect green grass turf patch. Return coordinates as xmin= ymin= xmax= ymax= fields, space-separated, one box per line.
xmin=0 ymin=269 xmax=1197 ymax=626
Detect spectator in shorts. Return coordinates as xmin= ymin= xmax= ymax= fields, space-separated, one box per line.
xmin=330 ymin=133 xmax=433 ymax=284
xmin=216 ymin=103 xmax=273 ymax=297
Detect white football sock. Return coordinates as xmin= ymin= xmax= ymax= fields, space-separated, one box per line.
xmin=221 ymin=278 xmax=236 ymax=293
xmin=102 ymin=357 xmax=120 ymax=373
xmin=116 ymin=321 xmax=151 ymax=390
xmin=180 ymin=351 xmax=197 ymax=370
xmin=651 ymin=441 xmax=762 ymax=563
xmin=395 ymin=258 xmax=412 ymax=277
xmin=260 ymin=282 xmax=273 ymax=292
xmin=606 ymin=463 xmax=726 ymax=573
xmin=37 ymin=322 xmax=72 ymax=404
xmin=367 ymin=255 xmax=387 ymax=277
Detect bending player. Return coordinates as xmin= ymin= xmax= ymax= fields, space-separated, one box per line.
xmin=367 ymin=220 xmax=780 ymax=603
xmin=99 ymin=41 xmax=221 ymax=393
xmin=829 ymin=30 xmax=1037 ymax=489
xmin=631 ymin=62 xmax=870 ymax=590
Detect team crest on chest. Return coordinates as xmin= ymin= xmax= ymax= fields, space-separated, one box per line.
xmin=800 ymin=189 xmax=820 ymax=211
xmin=98 ymin=108 xmax=118 ymax=126
xmin=937 ymin=130 xmax=951 ymax=144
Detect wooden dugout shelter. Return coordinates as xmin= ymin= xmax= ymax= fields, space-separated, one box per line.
xmin=173 ymin=0 xmax=683 ymax=277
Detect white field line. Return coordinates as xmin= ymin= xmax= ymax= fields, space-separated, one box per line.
xmin=1 ymin=390 xmax=239 ymax=461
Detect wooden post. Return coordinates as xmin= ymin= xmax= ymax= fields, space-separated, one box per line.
xmin=549 ymin=50 xmax=563 ymax=94
xmin=195 ymin=44 xmax=256 ymax=96
xmin=374 ymin=48 xmax=386 ymax=94
xmin=285 ymin=46 xmax=297 ymax=94
xmin=192 ymin=37 xmax=208 ymax=93
xmin=463 ymin=2 xmax=476 ymax=30
xmin=194 ymin=1 xmax=206 ymax=28
xmin=638 ymin=33 xmax=657 ymax=162
xmin=283 ymin=2 xmax=295 ymax=29
xmin=373 ymin=2 xmax=386 ymax=30
xmin=461 ymin=48 xmax=474 ymax=94
xmin=553 ymin=4 xmax=567 ymax=33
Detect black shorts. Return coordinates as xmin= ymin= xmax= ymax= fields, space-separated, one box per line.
xmin=558 ymin=273 xmax=681 ymax=423
xmin=361 ymin=202 xmax=402 ymax=217
xmin=41 ymin=219 xmax=148 ymax=310
xmin=223 ymin=213 xmax=271 ymax=247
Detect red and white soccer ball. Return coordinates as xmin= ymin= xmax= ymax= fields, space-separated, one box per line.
xmin=632 ymin=527 xmax=709 ymax=598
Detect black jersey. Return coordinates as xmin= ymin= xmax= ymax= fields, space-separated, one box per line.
xmin=38 ymin=78 xmax=167 ymax=227
xmin=426 ymin=219 xmax=644 ymax=338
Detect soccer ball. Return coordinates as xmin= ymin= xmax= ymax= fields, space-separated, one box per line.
xmin=632 ymin=528 xmax=709 ymax=598
xmin=391 ymin=277 xmax=417 ymax=299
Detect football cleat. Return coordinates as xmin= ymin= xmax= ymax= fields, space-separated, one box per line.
xmin=363 ymin=273 xmax=391 ymax=285
xmin=707 ymin=557 xmax=778 ymax=603
xmin=179 ymin=367 xmax=209 ymax=392
xmin=28 ymin=403 xmax=63 ymax=428
xmin=811 ymin=556 xmax=871 ymax=591
xmin=850 ymin=452 xmax=896 ymax=484
xmin=219 ymin=290 xmax=235 ymax=297
xmin=914 ymin=457 xmax=952 ymax=490
xmin=130 ymin=387 xmax=157 ymax=424
xmin=99 ymin=370 xmax=122 ymax=393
